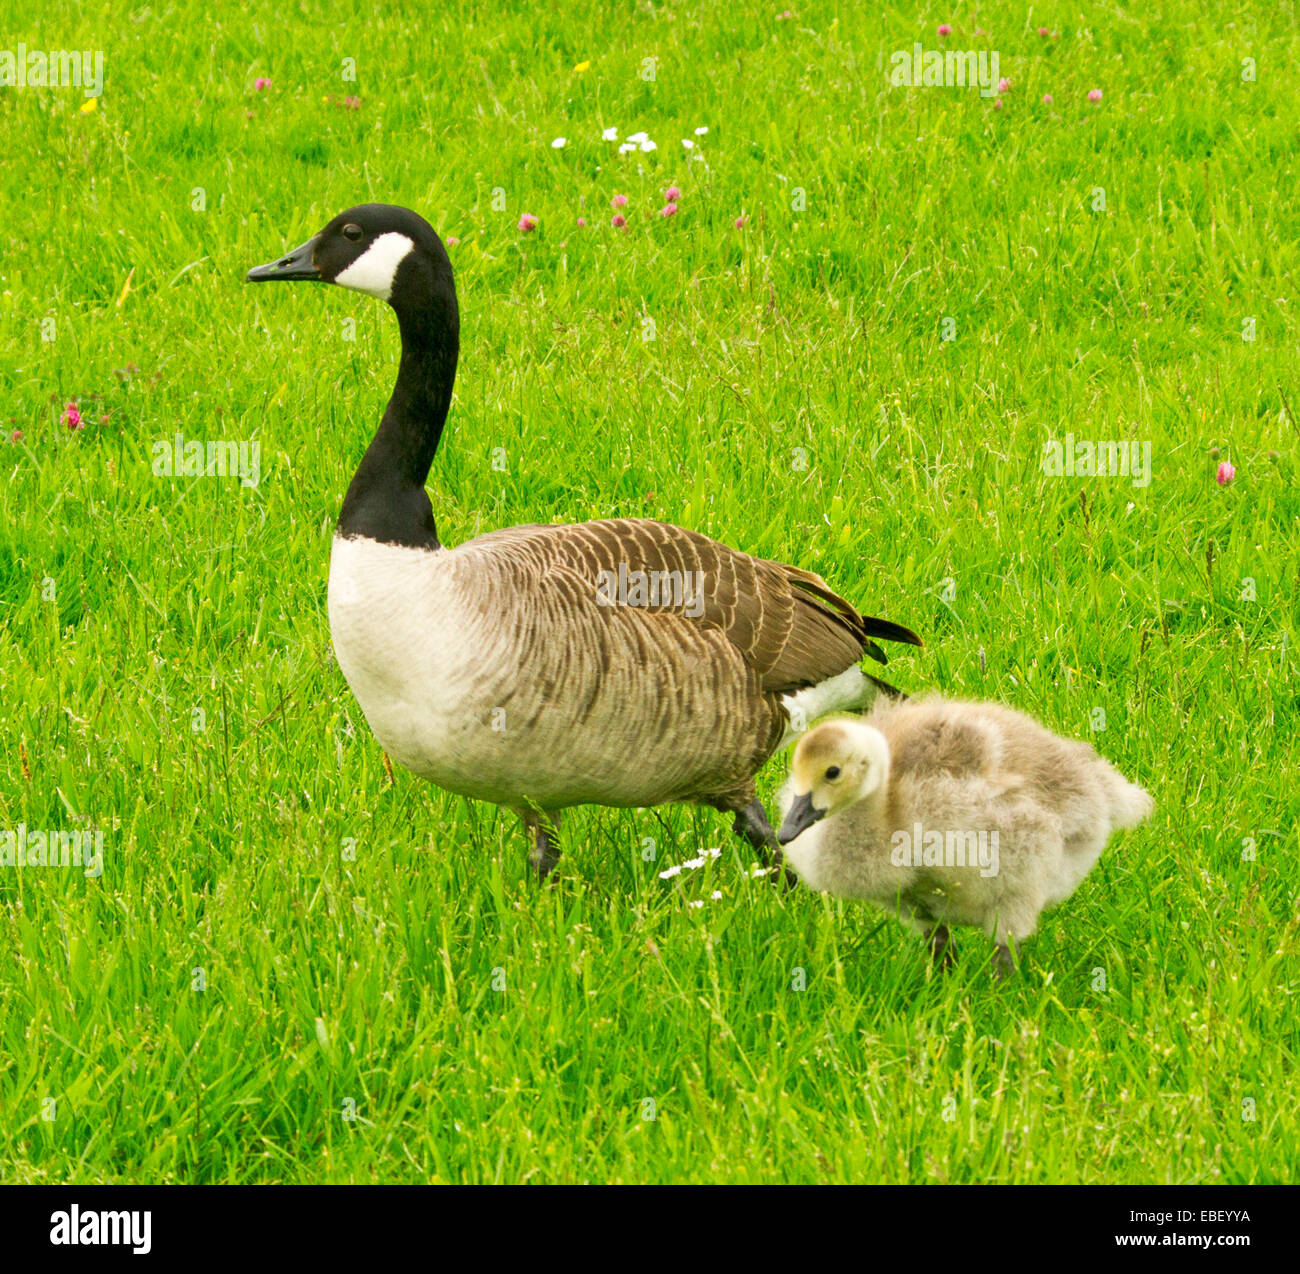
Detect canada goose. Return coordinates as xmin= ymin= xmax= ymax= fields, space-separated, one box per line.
xmin=777 ymin=696 xmax=1152 ymax=976
xmin=247 ymin=204 xmax=920 ymax=878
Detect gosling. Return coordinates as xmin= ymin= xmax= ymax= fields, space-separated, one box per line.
xmin=776 ymin=696 xmax=1153 ymax=977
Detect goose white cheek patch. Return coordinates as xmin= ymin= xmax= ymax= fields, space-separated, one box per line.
xmin=334 ymin=231 xmax=415 ymax=300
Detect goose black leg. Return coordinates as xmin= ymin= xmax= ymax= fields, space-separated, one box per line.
xmin=732 ymin=798 xmax=777 ymax=853
xmin=521 ymin=810 xmax=562 ymax=881
xmin=728 ymin=798 xmax=798 ymax=890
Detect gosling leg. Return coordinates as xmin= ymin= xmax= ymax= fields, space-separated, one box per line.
xmin=927 ymin=923 xmax=955 ymax=969
xmin=993 ymin=942 xmax=1016 ymax=981
xmin=521 ymin=810 xmax=563 ymax=881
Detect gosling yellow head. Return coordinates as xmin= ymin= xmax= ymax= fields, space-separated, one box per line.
xmin=778 ymin=719 xmax=892 ymax=845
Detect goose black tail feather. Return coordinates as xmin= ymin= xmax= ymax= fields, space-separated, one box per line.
xmin=864 ymin=672 xmax=910 ymax=701
xmin=783 ymin=570 xmax=924 ymax=665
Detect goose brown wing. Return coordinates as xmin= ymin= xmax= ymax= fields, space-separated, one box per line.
xmin=467 ymin=518 xmax=920 ymax=695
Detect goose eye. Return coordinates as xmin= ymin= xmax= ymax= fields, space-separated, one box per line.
xmin=825 ymin=766 xmax=841 ymax=780
xmin=342 ymin=223 xmax=364 ymax=242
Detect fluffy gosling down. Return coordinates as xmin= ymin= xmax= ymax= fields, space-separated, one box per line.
xmin=777 ymin=696 xmax=1153 ymax=977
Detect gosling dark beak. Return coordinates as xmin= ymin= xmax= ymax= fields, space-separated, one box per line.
xmin=777 ymin=792 xmax=826 ymax=845
xmin=247 ymin=234 xmax=322 ymax=283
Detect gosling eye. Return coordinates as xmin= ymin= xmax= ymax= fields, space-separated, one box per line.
xmin=825 ymin=766 xmax=841 ymax=780
xmin=342 ymin=223 xmax=364 ymax=242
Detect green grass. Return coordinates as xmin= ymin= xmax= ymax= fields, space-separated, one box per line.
xmin=1 ymin=0 xmax=1297 ymax=1183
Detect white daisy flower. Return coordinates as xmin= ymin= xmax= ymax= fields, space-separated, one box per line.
xmin=694 ymin=126 xmax=708 ymax=135
xmin=660 ymin=846 xmax=722 ymax=878
xmin=551 ymin=137 xmax=567 ymax=149
xmin=602 ymin=126 xmax=619 ymax=141
xmin=686 ymin=900 xmax=705 ymax=909
xmin=681 ymin=138 xmax=695 ymax=149
xmin=711 ymin=890 xmax=722 ymax=900
xmin=639 ymin=139 xmax=658 ymax=152
xmin=618 ymin=142 xmax=636 ymax=154
xmin=627 ymin=130 xmax=649 ymax=143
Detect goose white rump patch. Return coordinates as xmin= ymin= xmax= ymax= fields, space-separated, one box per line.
xmin=778 ymin=666 xmax=877 ymax=750
xmin=335 ymin=232 xmax=415 ymax=300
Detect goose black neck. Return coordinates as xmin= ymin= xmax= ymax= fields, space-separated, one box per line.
xmin=337 ymin=273 xmax=459 ymax=549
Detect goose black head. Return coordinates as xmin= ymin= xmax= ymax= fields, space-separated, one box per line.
xmin=246 ymin=204 xmax=452 ymax=308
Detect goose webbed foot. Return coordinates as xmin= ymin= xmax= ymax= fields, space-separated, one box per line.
xmin=521 ymin=810 xmax=562 ymax=881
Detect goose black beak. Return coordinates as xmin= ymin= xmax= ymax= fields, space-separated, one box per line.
xmin=247 ymin=234 xmax=322 ymax=282
xmin=777 ymin=792 xmax=826 ymax=845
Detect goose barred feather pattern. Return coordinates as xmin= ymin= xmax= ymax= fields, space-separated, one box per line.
xmin=460 ymin=518 xmax=921 ymax=695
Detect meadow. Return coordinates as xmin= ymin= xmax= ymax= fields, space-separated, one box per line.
xmin=1 ymin=1 xmax=1296 ymax=1183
